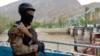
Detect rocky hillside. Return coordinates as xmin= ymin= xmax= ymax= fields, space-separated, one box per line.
xmin=0 ymin=0 xmax=84 ymax=23
xmin=84 ymin=2 xmax=100 ymax=11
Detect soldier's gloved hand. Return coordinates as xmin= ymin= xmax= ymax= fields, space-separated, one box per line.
xmin=28 ymin=36 xmax=38 ymax=45
xmin=28 ymin=40 xmax=33 ymax=46
xmin=38 ymin=42 xmax=45 ymax=52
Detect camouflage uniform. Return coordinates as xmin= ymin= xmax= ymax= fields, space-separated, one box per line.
xmin=8 ymin=23 xmax=38 ymax=56
xmin=8 ymin=3 xmax=45 ymax=56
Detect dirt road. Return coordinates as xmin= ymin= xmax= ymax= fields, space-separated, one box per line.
xmin=38 ymin=32 xmax=74 ymax=52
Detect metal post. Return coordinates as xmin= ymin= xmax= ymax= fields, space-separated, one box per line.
xmin=57 ymin=43 xmax=59 ymax=51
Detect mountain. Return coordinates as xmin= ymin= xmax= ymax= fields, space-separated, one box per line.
xmin=0 ymin=0 xmax=84 ymax=23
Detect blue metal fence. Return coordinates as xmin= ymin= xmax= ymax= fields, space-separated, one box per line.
xmin=0 ymin=41 xmax=72 ymax=56
xmin=0 ymin=40 xmax=99 ymax=56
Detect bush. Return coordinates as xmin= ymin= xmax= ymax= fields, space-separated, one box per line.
xmin=0 ymin=14 xmax=10 ymax=34
xmin=32 ymin=16 xmax=66 ymax=28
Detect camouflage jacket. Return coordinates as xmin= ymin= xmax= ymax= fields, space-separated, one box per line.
xmin=8 ymin=23 xmax=38 ymax=55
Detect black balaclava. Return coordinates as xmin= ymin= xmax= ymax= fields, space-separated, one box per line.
xmin=18 ymin=3 xmax=35 ymax=26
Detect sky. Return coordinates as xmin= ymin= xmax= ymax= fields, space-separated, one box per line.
xmin=0 ymin=0 xmax=100 ymax=7
xmin=78 ymin=0 xmax=100 ymax=5
xmin=0 ymin=0 xmax=19 ymax=7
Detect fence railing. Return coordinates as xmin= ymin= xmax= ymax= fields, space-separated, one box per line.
xmin=0 ymin=40 xmax=99 ymax=56
xmin=40 ymin=40 xmax=100 ymax=56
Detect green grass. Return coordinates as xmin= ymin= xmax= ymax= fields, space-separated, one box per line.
xmin=0 ymin=14 xmax=12 ymax=33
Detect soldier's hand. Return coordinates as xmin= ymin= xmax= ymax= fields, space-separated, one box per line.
xmin=28 ymin=40 xmax=33 ymax=45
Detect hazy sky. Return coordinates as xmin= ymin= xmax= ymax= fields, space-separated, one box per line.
xmin=0 ymin=0 xmax=100 ymax=7
xmin=78 ymin=0 xmax=100 ymax=5
xmin=0 ymin=0 xmax=18 ymax=7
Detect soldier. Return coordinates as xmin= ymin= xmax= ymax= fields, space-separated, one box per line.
xmin=8 ymin=3 xmax=45 ymax=56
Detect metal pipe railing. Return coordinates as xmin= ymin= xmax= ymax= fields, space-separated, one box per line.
xmin=40 ymin=40 xmax=100 ymax=49
xmin=0 ymin=40 xmax=99 ymax=56
xmin=40 ymin=40 xmax=100 ymax=56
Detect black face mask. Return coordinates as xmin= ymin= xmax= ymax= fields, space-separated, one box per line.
xmin=20 ymin=11 xmax=34 ymax=26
